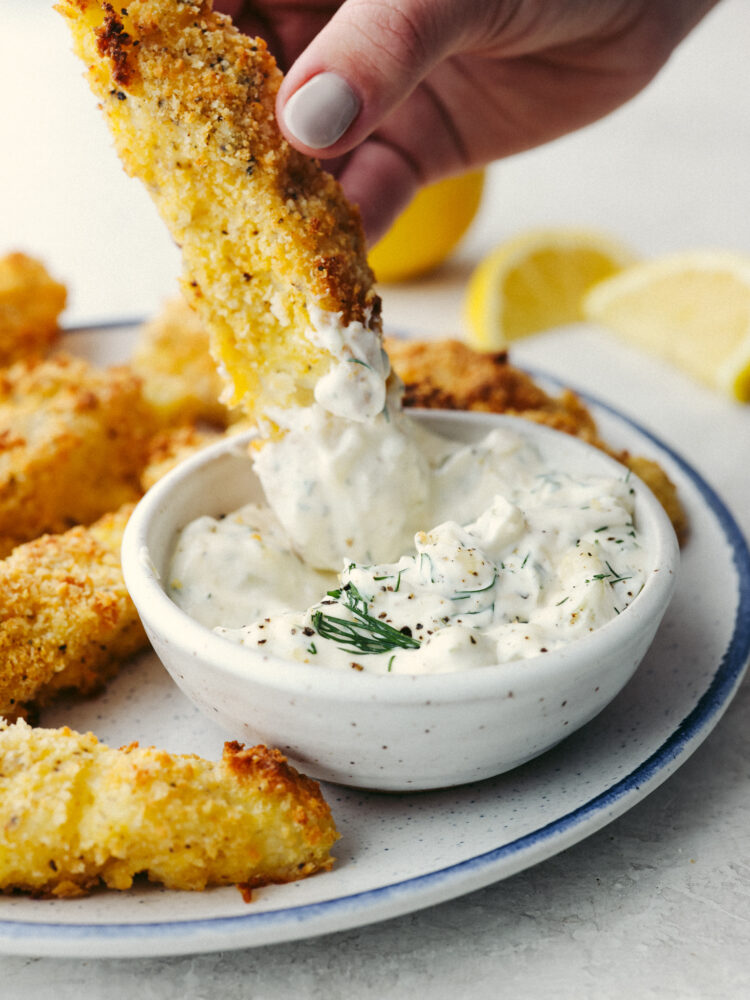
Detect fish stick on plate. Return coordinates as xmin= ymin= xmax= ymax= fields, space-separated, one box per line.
xmin=0 ymin=353 xmax=156 ymax=555
xmin=384 ymin=337 xmax=598 ymax=427
xmin=57 ymin=0 xmax=387 ymax=425
xmin=0 ymin=504 xmax=147 ymax=722
xmin=139 ymin=421 xmax=226 ymax=491
xmin=0 ymin=252 xmax=67 ymax=365
xmin=131 ymin=297 xmax=231 ymax=428
xmin=0 ymin=719 xmax=339 ymax=897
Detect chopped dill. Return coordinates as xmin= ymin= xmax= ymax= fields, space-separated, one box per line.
xmin=312 ymin=583 xmax=420 ymax=654
xmin=450 ymin=574 xmax=498 ymax=600
xmin=588 ymin=562 xmax=632 ymax=586
xmin=419 ymin=551 xmax=436 ymax=583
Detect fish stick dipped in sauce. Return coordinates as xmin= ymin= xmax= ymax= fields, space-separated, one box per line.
xmin=56 ymin=0 xmax=388 ymax=426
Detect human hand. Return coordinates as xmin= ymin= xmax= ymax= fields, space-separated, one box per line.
xmin=217 ymin=1 xmax=717 ymax=243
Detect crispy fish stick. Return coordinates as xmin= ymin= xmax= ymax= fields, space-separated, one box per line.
xmin=0 ymin=719 xmax=339 ymax=897
xmin=132 ymin=297 xmax=231 ymax=427
xmin=140 ymin=421 xmax=225 ymax=491
xmin=57 ymin=0 xmax=385 ymax=423
xmin=0 ymin=353 xmax=156 ymax=555
xmin=0 ymin=504 xmax=147 ymax=722
xmin=0 ymin=252 xmax=67 ymax=365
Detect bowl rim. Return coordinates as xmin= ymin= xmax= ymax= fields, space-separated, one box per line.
xmin=121 ymin=410 xmax=680 ymax=704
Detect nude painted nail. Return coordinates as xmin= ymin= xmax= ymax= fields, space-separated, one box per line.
xmin=283 ymin=72 xmax=360 ymax=150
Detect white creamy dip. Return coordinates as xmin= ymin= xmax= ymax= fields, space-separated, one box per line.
xmin=305 ymin=306 xmax=390 ymax=422
xmin=168 ymin=412 xmax=649 ymax=675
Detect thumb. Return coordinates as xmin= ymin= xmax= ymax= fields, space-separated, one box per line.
xmin=277 ymin=0 xmax=467 ymax=155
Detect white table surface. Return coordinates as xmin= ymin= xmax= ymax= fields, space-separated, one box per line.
xmin=1 ymin=1 xmax=749 ymax=997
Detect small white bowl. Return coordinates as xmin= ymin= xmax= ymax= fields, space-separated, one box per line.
xmin=122 ymin=411 xmax=679 ymax=791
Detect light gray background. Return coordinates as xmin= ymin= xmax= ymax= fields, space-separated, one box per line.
xmin=1 ymin=1 xmax=749 ymax=996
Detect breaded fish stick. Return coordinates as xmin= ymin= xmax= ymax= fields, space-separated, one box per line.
xmin=0 ymin=353 xmax=156 ymax=555
xmin=0 ymin=252 xmax=67 ymax=365
xmin=0 ymin=505 xmax=147 ymax=722
xmin=58 ymin=0 xmax=382 ymax=422
xmin=140 ymin=421 xmax=225 ymax=491
xmin=132 ymin=297 xmax=231 ymax=427
xmin=0 ymin=719 xmax=339 ymax=896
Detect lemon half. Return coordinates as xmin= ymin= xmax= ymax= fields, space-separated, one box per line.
xmin=464 ymin=227 xmax=637 ymax=350
xmin=369 ymin=171 xmax=485 ymax=283
xmin=584 ymin=250 xmax=750 ymax=402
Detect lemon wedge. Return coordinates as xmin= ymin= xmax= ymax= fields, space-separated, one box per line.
xmin=369 ymin=171 xmax=484 ymax=283
xmin=584 ymin=250 xmax=750 ymax=402
xmin=464 ymin=228 xmax=636 ymax=349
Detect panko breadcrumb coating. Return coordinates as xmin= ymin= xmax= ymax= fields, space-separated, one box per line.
xmin=0 ymin=505 xmax=147 ymax=722
xmin=0 ymin=719 xmax=339 ymax=897
xmin=140 ymin=421 xmax=225 ymax=491
xmin=57 ymin=0 xmax=381 ymax=421
xmin=0 ymin=252 xmax=67 ymax=365
xmin=623 ymin=454 xmax=687 ymax=543
xmin=132 ymin=297 xmax=231 ymax=427
xmin=385 ymin=337 xmax=688 ymax=541
xmin=385 ymin=337 xmax=597 ymax=426
xmin=0 ymin=353 xmax=157 ymax=555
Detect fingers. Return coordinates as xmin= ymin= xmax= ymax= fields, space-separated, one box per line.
xmin=337 ymin=138 xmax=421 ymax=245
xmin=283 ymin=71 xmax=361 ymax=151
xmin=277 ymin=0 xmax=468 ymax=156
xmin=214 ymin=0 xmax=244 ymax=17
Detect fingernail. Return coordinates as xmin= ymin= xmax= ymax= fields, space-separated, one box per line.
xmin=283 ymin=72 xmax=360 ymax=149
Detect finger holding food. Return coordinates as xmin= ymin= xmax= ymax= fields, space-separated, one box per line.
xmin=57 ymin=0 xmax=385 ymax=425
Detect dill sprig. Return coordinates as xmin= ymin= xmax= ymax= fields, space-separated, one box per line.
xmin=312 ymin=583 xmax=420 ymax=655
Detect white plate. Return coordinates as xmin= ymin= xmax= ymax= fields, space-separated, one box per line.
xmin=1 ymin=325 xmax=748 ymax=959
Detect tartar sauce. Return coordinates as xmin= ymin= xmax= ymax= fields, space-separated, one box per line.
xmin=305 ymin=305 xmax=390 ymax=422
xmin=169 ymin=406 xmax=648 ymax=675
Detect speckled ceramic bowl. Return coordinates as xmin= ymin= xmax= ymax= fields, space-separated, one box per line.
xmin=122 ymin=411 xmax=679 ymax=791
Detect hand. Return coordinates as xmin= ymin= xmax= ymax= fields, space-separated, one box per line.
xmin=217 ymin=1 xmax=717 ymax=243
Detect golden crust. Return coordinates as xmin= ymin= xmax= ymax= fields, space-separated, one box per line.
xmin=624 ymin=454 xmax=688 ymax=543
xmin=140 ymin=421 xmax=225 ymax=490
xmin=0 ymin=353 xmax=157 ymax=554
xmin=386 ymin=337 xmax=688 ymax=541
xmin=57 ymin=0 xmax=381 ymax=419
xmin=0 ymin=719 xmax=339 ymax=896
xmin=0 ymin=504 xmax=147 ymax=722
xmin=131 ymin=297 xmax=231 ymax=427
xmin=386 ymin=337 xmax=573 ymax=414
xmin=0 ymin=252 xmax=67 ymax=365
